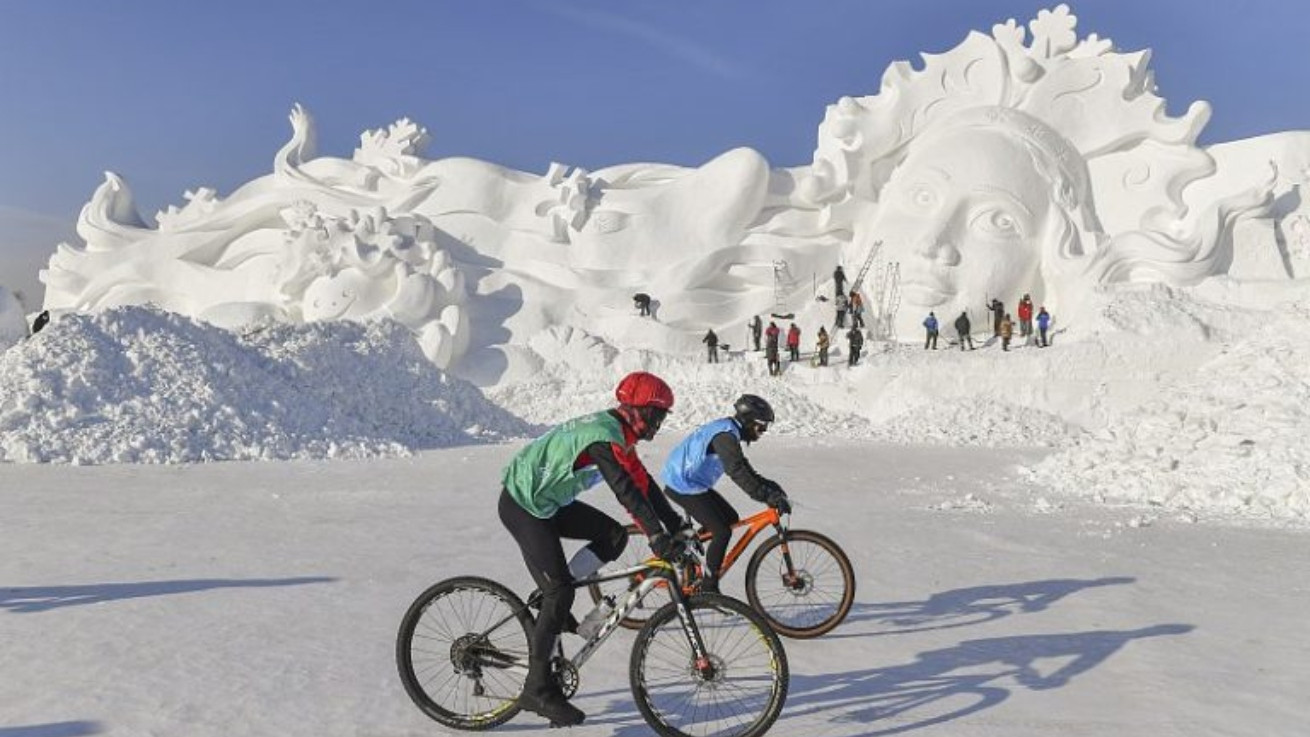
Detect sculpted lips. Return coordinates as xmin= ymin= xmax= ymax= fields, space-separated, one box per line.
xmin=901 ymin=272 xmax=953 ymax=305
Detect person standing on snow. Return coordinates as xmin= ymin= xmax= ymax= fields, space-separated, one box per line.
xmin=703 ymin=328 xmax=720 ymax=363
xmin=633 ymin=293 xmax=652 ymax=317
xmin=923 ymin=312 xmax=939 ymax=350
xmin=849 ymin=290 xmax=866 ymax=329
xmin=833 ymin=292 xmax=849 ymax=329
xmin=847 ymin=326 xmax=864 ymax=366
xmin=662 ymin=395 xmax=791 ymax=593
xmin=988 ymin=298 xmax=1005 ymax=337
xmin=1017 ymin=294 xmax=1034 ymax=342
xmin=954 ymin=311 xmax=975 ymax=351
xmin=1036 ymin=306 xmax=1052 ymax=347
xmin=749 ymin=314 xmax=763 ymax=352
xmin=765 ymin=321 xmax=782 ymax=376
xmin=1000 ymin=313 xmax=1014 ymax=351
xmin=786 ymin=323 xmax=801 ymax=362
xmin=833 ymin=264 xmax=847 ymax=300
xmin=498 ymin=371 xmax=690 ymax=726
xmin=29 ymin=309 xmax=50 ymax=336
xmin=815 ymin=326 xmax=830 ymax=366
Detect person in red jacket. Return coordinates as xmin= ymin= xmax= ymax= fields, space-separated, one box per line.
xmin=786 ymin=322 xmax=801 ymax=362
xmin=1017 ymin=293 xmax=1034 ymax=343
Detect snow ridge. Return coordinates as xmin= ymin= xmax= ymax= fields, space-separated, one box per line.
xmin=0 ymin=306 xmax=531 ymax=464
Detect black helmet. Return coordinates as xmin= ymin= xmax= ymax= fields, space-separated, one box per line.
xmin=733 ymin=394 xmax=774 ymax=426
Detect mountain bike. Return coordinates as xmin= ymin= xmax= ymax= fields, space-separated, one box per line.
xmin=396 ymin=554 xmax=789 ymax=737
xmin=588 ymin=506 xmax=855 ymax=638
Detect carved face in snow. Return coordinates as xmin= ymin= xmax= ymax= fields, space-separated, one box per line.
xmin=874 ymin=126 xmax=1053 ymax=330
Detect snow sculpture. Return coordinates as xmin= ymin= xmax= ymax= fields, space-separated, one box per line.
xmin=39 ymin=4 xmax=1309 ymax=374
xmin=43 ymin=107 xmax=470 ymax=368
xmin=789 ymin=4 xmax=1276 ymax=337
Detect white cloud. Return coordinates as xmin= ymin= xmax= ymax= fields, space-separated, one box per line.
xmin=536 ymin=3 xmax=750 ymax=81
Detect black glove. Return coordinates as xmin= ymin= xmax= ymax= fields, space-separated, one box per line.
xmin=649 ymin=532 xmax=690 ymax=565
xmin=762 ymin=481 xmax=791 ymax=514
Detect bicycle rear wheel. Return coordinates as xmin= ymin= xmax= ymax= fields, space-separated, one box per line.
xmin=396 ymin=576 xmax=533 ymax=730
xmin=630 ymin=593 xmax=788 ymax=737
xmin=745 ymin=529 xmax=855 ymax=638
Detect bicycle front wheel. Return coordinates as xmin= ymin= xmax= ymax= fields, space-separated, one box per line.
xmin=630 ymin=593 xmax=788 ymax=737
xmin=396 ymin=576 xmax=533 ymax=730
xmin=745 ymin=529 xmax=855 ymax=638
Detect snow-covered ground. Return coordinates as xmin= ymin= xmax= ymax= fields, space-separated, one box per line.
xmin=3 ymin=440 xmax=1306 ymax=736
xmin=4 ymin=302 xmax=1308 ymax=525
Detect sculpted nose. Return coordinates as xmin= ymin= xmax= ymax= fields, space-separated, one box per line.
xmin=912 ymin=227 xmax=962 ymax=266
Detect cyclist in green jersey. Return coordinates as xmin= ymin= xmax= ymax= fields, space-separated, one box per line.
xmin=498 ymin=370 xmax=689 ymax=726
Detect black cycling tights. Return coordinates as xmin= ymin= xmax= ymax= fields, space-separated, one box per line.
xmin=498 ymin=488 xmax=628 ymax=662
xmin=666 ymin=488 xmax=739 ymax=580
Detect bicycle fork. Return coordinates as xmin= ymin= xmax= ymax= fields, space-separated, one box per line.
xmin=773 ymin=525 xmax=806 ymax=591
xmin=670 ymin=588 xmax=717 ymax=680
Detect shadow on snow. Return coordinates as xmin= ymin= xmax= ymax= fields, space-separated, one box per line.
xmin=829 ymin=576 xmax=1137 ymax=637
xmin=0 ymin=577 xmax=335 ymax=613
xmin=0 ymin=722 xmax=102 ymax=737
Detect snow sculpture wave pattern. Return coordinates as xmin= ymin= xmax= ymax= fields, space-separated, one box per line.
xmin=43 ymin=106 xmax=468 ymax=367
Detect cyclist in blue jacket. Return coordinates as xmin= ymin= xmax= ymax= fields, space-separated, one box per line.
xmin=661 ymin=394 xmax=791 ymax=593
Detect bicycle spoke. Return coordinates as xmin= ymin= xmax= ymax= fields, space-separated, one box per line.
xmin=634 ymin=599 xmax=786 ymax=737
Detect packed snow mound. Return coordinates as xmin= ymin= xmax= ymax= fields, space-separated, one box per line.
xmin=0 ymin=306 xmax=531 ymax=464
xmin=487 ymin=326 xmax=1073 ymax=447
xmin=1026 ymin=304 xmax=1310 ymax=524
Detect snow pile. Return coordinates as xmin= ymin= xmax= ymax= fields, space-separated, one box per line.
xmin=873 ymin=397 xmax=1074 ymax=448
xmin=0 ymin=306 xmax=531 ymax=463
xmin=1026 ymin=296 xmax=1310 ymax=524
xmin=489 ymin=326 xmax=1073 ymax=448
xmin=488 ymin=331 xmax=879 ymax=439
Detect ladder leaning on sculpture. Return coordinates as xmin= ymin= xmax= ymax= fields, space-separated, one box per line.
xmin=770 ymin=260 xmax=796 ymax=320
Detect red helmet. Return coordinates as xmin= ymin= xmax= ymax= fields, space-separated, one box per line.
xmin=615 ymin=371 xmax=674 ymax=410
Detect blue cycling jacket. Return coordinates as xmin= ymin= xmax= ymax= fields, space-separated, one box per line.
xmin=661 ymin=417 xmax=741 ymax=495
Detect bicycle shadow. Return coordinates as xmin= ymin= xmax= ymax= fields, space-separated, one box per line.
xmin=0 ymin=577 xmax=335 ymax=613
xmin=782 ymin=623 xmax=1193 ymax=734
xmin=829 ymin=576 xmax=1136 ymax=638
xmin=0 ymin=722 xmax=102 ymax=737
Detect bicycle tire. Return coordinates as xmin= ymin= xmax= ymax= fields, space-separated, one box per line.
xmin=630 ymin=593 xmax=788 ymax=737
xmin=396 ymin=576 xmax=533 ymax=730
xmin=744 ymin=529 xmax=855 ymax=638
xmin=587 ymin=524 xmax=671 ymax=630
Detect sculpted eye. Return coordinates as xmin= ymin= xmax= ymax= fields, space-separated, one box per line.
xmin=972 ymin=207 xmax=1022 ymax=237
xmin=905 ymin=185 xmax=936 ymax=210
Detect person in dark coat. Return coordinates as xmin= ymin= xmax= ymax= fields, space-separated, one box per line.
xmin=988 ymin=298 xmax=1005 ymax=337
xmin=833 ymin=265 xmax=848 ymax=301
xmin=29 ymin=309 xmax=51 ymax=336
xmin=703 ymin=329 xmax=719 ymax=363
xmin=749 ymin=315 xmax=763 ymax=351
xmin=923 ymin=312 xmax=939 ymax=350
xmin=847 ymin=327 xmax=864 ymax=366
xmin=633 ymin=293 xmax=652 ymax=317
xmin=954 ymin=311 xmax=975 ymax=350
xmin=764 ymin=321 xmax=782 ymax=376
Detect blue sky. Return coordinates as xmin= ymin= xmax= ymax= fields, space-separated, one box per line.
xmin=1 ymin=1 xmax=1307 ymax=230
